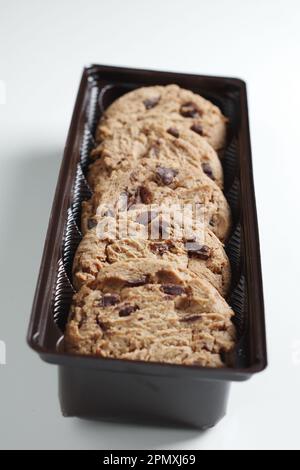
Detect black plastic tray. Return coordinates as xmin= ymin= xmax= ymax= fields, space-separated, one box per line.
xmin=27 ymin=65 xmax=267 ymax=429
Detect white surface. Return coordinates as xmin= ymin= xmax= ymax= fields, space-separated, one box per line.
xmin=0 ymin=0 xmax=300 ymax=451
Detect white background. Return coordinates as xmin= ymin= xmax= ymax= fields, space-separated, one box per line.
xmin=0 ymin=0 xmax=300 ymax=450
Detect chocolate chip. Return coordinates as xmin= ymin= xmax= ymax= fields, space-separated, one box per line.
xmin=155 ymin=166 xmax=178 ymax=185
xmin=143 ymin=96 xmax=160 ymax=109
xmin=126 ymin=275 xmax=149 ymax=287
xmin=100 ymin=293 xmax=120 ymax=307
xmin=87 ymin=218 xmax=97 ymax=229
xmin=126 ymin=186 xmax=153 ymax=209
xmin=185 ymin=242 xmax=212 ymax=260
xmin=96 ymin=317 xmax=108 ymax=330
xmin=167 ymin=127 xmax=180 ymax=138
xmin=150 ymin=242 xmax=169 ymax=256
xmin=119 ymin=305 xmax=139 ymax=317
xmin=160 ymin=284 xmax=185 ymax=296
xmin=136 ymin=210 xmax=158 ymax=226
xmin=181 ymin=314 xmax=202 ymax=322
xmin=139 ymin=185 xmax=153 ymax=204
xmin=201 ymin=162 xmax=215 ymax=180
xmin=190 ymin=123 xmax=204 ymax=135
xmin=180 ymin=102 xmax=201 ymax=118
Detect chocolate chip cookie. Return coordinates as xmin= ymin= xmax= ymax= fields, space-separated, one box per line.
xmin=97 ymin=84 xmax=227 ymax=151
xmin=81 ymin=170 xmax=231 ymax=242
xmin=73 ymin=209 xmax=231 ymax=296
xmin=90 ymin=120 xmax=224 ymax=188
xmin=65 ymin=259 xmax=235 ymax=367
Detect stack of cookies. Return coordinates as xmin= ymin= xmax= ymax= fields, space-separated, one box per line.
xmin=65 ymin=84 xmax=236 ymax=368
